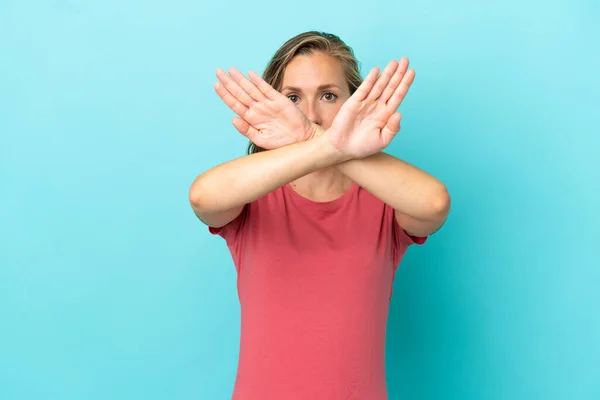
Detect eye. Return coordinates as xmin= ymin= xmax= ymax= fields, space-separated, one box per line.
xmin=287 ymin=94 xmax=300 ymax=103
xmin=322 ymin=92 xmax=338 ymax=101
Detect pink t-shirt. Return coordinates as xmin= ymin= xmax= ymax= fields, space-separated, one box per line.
xmin=209 ymin=181 xmax=426 ymax=400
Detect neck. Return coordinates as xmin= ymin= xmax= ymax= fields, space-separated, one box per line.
xmin=290 ymin=167 xmax=352 ymax=198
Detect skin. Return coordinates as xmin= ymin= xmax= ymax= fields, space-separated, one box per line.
xmin=191 ymin=52 xmax=450 ymax=237
xmin=277 ymin=52 xmax=353 ymax=199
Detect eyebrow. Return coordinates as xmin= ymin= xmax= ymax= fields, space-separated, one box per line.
xmin=281 ymin=84 xmax=342 ymax=92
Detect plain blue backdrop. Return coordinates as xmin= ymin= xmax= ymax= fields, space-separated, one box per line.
xmin=1 ymin=0 xmax=598 ymax=399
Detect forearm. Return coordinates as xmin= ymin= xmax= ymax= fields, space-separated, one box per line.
xmin=307 ymin=125 xmax=448 ymax=220
xmin=190 ymin=135 xmax=346 ymax=213
xmin=335 ymin=152 xmax=449 ymax=220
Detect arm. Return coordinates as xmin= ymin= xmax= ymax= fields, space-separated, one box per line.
xmin=334 ymin=151 xmax=450 ymax=237
xmin=189 ymin=134 xmax=346 ymax=227
xmin=324 ymin=59 xmax=449 ymax=237
xmin=305 ymin=122 xmax=449 ymax=237
xmin=207 ymin=59 xmax=450 ymax=235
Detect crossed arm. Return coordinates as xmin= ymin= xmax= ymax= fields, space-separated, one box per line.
xmin=191 ymin=58 xmax=450 ymax=237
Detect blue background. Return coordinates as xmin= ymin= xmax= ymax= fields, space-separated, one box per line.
xmin=1 ymin=0 xmax=598 ymax=399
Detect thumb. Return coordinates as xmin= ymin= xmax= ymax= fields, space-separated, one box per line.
xmin=232 ymin=117 xmax=261 ymax=142
xmin=381 ymin=112 xmax=402 ymax=143
xmin=232 ymin=117 xmax=251 ymax=136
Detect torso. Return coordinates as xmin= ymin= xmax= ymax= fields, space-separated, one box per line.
xmin=209 ymin=182 xmax=422 ymax=400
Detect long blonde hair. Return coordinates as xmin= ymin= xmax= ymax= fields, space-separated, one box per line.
xmin=246 ymin=31 xmax=363 ymax=155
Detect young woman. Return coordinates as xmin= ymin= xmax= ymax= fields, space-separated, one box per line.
xmin=189 ymin=31 xmax=451 ymax=400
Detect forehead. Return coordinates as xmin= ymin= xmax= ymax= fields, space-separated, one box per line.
xmin=282 ymin=52 xmax=346 ymax=88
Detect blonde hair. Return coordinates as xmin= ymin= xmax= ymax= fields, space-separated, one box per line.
xmin=246 ymin=31 xmax=362 ymax=155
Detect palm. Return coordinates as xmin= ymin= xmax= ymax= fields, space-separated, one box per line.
xmin=214 ymin=68 xmax=313 ymax=149
xmin=242 ymin=95 xmax=311 ymax=149
xmin=330 ymin=99 xmax=392 ymax=156
xmin=328 ymin=58 xmax=415 ymax=159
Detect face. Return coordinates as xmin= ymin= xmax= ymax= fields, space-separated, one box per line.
xmin=280 ymin=52 xmax=351 ymax=130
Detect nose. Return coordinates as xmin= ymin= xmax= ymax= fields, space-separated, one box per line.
xmin=304 ymin=101 xmax=322 ymax=126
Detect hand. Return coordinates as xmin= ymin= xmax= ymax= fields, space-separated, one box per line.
xmin=214 ymin=68 xmax=317 ymax=149
xmin=325 ymin=58 xmax=415 ymax=159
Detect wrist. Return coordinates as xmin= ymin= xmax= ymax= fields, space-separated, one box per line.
xmin=305 ymin=123 xmax=324 ymax=142
xmin=313 ymin=129 xmax=352 ymax=164
xmin=312 ymin=124 xmax=325 ymax=139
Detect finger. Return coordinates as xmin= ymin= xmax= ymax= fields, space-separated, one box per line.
xmin=214 ymin=81 xmax=248 ymax=117
xmin=232 ymin=116 xmax=258 ymax=138
xmin=229 ymin=68 xmax=266 ymax=102
xmin=216 ymin=68 xmax=254 ymax=107
xmin=248 ymin=71 xmax=282 ymax=101
xmin=366 ymin=60 xmax=399 ymax=102
xmin=381 ymin=112 xmax=402 ymax=143
xmin=380 ymin=58 xmax=409 ymax=103
xmin=387 ymin=69 xmax=415 ymax=111
xmin=352 ymin=67 xmax=380 ymax=101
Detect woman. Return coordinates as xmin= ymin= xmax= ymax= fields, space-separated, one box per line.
xmin=189 ymin=31 xmax=450 ymax=400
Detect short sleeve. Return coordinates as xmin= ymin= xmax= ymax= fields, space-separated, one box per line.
xmin=389 ymin=205 xmax=427 ymax=267
xmin=393 ymin=216 xmax=428 ymax=247
xmin=208 ymin=204 xmax=249 ymax=245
